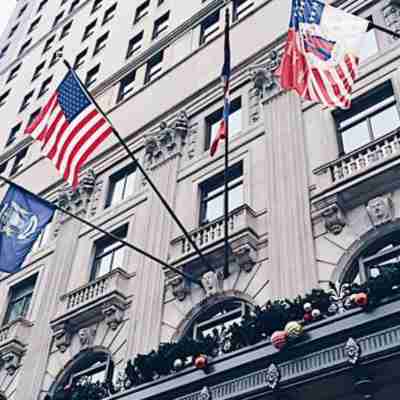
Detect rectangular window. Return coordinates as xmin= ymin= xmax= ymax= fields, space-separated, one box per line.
xmin=152 ymin=11 xmax=170 ymax=39
xmin=37 ymin=0 xmax=48 ymax=13
xmin=145 ymin=51 xmax=164 ymax=83
xmin=60 ymin=20 xmax=73 ymax=39
xmin=106 ymin=164 xmax=136 ymax=208
xmin=117 ymin=71 xmax=136 ymax=102
xmin=103 ymin=3 xmax=117 ymax=25
xmin=92 ymin=0 xmax=103 ymax=14
xmin=7 ymin=63 xmax=22 ymax=83
xmin=53 ymin=11 xmax=65 ymax=27
xmin=49 ymin=47 xmax=63 ymax=67
xmin=28 ymin=108 xmax=41 ymax=127
xmin=82 ymin=19 xmax=97 ymax=41
xmin=126 ymin=31 xmax=143 ymax=59
xmin=3 ymin=275 xmax=37 ymax=325
xmin=0 ymin=89 xmax=11 ymax=108
xmin=19 ymin=90 xmax=34 ymax=112
xmin=200 ymin=11 xmax=220 ymax=45
xmin=232 ymin=0 xmax=254 ymax=21
xmin=8 ymin=24 xmax=19 ymax=39
xmin=85 ymin=64 xmax=100 ymax=88
xmin=70 ymin=0 xmax=80 ymax=13
xmin=0 ymin=44 xmax=10 ymax=60
xmin=91 ymin=225 xmax=128 ymax=280
xmin=38 ymin=76 xmax=53 ymax=98
xmin=74 ymin=48 xmax=88 ymax=70
xmin=6 ymin=123 xmax=21 ymax=147
xmin=10 ymin=146 xmax=29 ymax=176
xmin=18 ymin=4 xmax=27 ymax=19
xmin=0 ymin=162 xmax=7 ymax=175
xmin=200 ymin=163 xmax=244 ymax=224
xmin=134 ymin=0 xmax=150 ymax=23
xmin=334 ymin=82 xmax=400 ymax=154
xmin=42 ymin=35 xmax=55 ymax=54
xmin=205 ymin=97 xmax=242 ymax=151
xmin=93 ymin=31 xmax=109 ymax=56
xmin=19 ymin=38 xmax=32 ymax=56
xmin=32 ymin=61 xmax=46 ymax=81
xmin=28 ymin=16 xmax=41 ymax=33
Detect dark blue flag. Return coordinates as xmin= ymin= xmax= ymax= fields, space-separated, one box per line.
xmin=0 ymin=184 xmax=55 ymax=273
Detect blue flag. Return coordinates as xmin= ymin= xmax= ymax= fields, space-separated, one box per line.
xmin=0 ymin=184 xmax=56 ymax=273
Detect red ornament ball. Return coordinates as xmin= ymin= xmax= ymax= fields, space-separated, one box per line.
xmin=271 ymin=330 xmax=288 ymax=350
xmin=303 ymin=312 xmax=313 ymax=322
xmin=354 ymin=292 xmax=368 ymax=307
xmin=194 ymin=354 xmax=208 ymax=369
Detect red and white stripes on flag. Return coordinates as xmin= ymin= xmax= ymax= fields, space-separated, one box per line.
xmin=25 ymin=71 xmax=112 ymax=188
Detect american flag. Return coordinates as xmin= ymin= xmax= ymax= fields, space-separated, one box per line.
xmin=210 ymin=9 xmax=231 ymax=157
xmin=278 ymin=0 xmax=369 ymax=109
xmin=25 ymin=70 xmax=113 ymax=188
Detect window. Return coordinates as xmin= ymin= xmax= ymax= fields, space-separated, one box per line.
xmin=103 ymin=3 xmax=117 ymax=24
xmin=3 ymin=275 xmax=37 ymax=325
xmin=200 ymin=162 xmax=243 ymax=224
xmin=70 ymin=0 xmax=80 ymax=13
xmin=91 ymin=225 xmax=127 ymax=279
xmin=233 ymin=0 xmax=254 ymax=21
xmin=19 ymin=90 xmax=34 ymax=112
xmin=32 ymin=61 xmax=46 ymax=81
xmin=82 ymin=19 xmax=97 ymax=41
xmin=0 ymin=90 xmax=11 ymax=108
xmin=134 ymin=0 xmax=150 ymax=23
xmin=19 ymin=38 xmax=32 ymax=56
xmin=0 ymin=44 xmax=10 ymax=60
xmin=200 ymin=11 xmax=220 ymax=44
xmin=92 ymin=0 xmax=103 ymax=14
xmin=6 ymin=123 xmax=21 ymax=147
xmin=334 ymin=82 xmax=400 ymax=154
xmin=60 ymin=0 xmax=68 ymax=5
xmin=42 ymin=35 xmax=55 ymax=54
xmin=10 ymin=146 xmax=29 ymax=175
xmin=85 ymin=64 xmax=100 ymax=88
xmin=126 ymin=31 xmax=143 ymax=59
xmin=106 ymin=164 xmax=136 ymax=207
xmin=53 ymin=11 xmax=65 ymax=27
xmin=49 ymin=47 xmax=63 ymax=67
xmin=358 ymin=16 xmax=379 ymax=63
xmin=8 ymin=24 xmax=19 ymax=39
xmin=60 ymin=20 xmax=73 ymax=40
xmin=117 ymin=71 xmax=136 ymax=102
xmin=17 ymin=4 xmax=27 ymax=19
xmin=93 ymin=31 xmax=109 ymax=56
xmin=152 ymin=11 xmax=170 ymax=39
xmin=158 ymin=0 xmax=165 ymax=5
xmin=145 ymin=51 xmax=164 ymax=83
xmin=205 ymin=97 xmax=242 ymax=151
xmin=38 ymin=76 xmax=53 ymax=98
xmin=28 ymin=16 xmax=41 ymax=34
xmin=74 ymin=48 xmax=88 ymax=70
xmin=37 ymin=0 xmax=48 ymax=13
xmin=6 ymin=63 xmax=22 ymax=83
xmin=0 ymin=162 xmax=7 ymax=175
xmin=28 ymin=108 xmax=41 ymax=127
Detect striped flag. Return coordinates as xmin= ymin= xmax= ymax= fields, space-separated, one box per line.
xmin=210 ymin=10 xmax=231 ymax=156
xmin=25 ymin=70 xmax=113 ymax=188
xmin=277 ymin=0 xmax=369 ymax=109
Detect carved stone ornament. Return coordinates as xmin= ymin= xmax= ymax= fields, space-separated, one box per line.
xmin=102 ymin=304 xmax=124 ymax=330
xmin=170 ymin=276 xmax=189 ymax=301
xmin=366 ymin=195 xmax=394 ymax=227
xmin=54 ymin=327 xmax=72 ymax=353
xmin=199 ymin=386 xmax=211 ymax=400
xmin=78 ymin=327 xmax=97 ymax=349
xmin=201 ymin=270 xmax=222 ymax=297
xmin=322 ymin=204 xmax=346 ymax=235
xmin=382 ymin=1 xmax=400 ymax=42
xmin=234 ymin=244 xmax=256 ymax=273
xmin=2 ymin=351 xmax=22 ymax=375
xmin=265 ymin=363 xmax=281 ymax=390
xmin=345 ymin=337 xmax=361 ymax=365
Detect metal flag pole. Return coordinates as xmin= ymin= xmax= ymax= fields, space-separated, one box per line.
xmin=368 ymin=22 xmax=400 ymax=39
xmin=0 ymin=175 xmax=202 ymax=286
xmin=62 ymin=60 xmax=216 ymax=275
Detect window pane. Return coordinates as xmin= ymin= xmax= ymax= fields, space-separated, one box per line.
xmin=109 ymin=178 xmax=124 ymax=206
xmin=125 ymin=172 xmax=136 ymax=198
xmin=341 ymin=120 xmax=370 ymax=153
xmin=370 ymin=105 xmax=400 ymax=138
xmin=95 ymin=253 xmax=112 ymax=277
xmin=204 ymin=194 xmax=224 ymax=222
xmin=358 ymin=29 xmax=378 ymax=62
xmin=112 ymin=247 xmax=125 ymax=270
xmin=229 ymin=184 xmax=243 ymax=211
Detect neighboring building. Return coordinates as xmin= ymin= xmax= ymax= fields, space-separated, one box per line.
xmin=0 ymin=0 xmax=400 ymax=399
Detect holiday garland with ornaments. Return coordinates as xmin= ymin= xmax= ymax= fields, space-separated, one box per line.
xmin=50 ymin=264 xmax=400 ymax=400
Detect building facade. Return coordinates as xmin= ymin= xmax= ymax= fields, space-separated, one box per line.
xmin=0 ymin=0 xmax=400 ymax=399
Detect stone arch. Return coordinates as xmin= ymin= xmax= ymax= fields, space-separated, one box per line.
xmin=172 ymin=289 xmax=256 ymax=341
xmin=331 ymin=218 xmax=400 ymax=283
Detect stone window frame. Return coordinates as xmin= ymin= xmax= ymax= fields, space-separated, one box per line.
xmin=152 ymin=10 xmax=170 ymax=40
xmin=105 ymin=163 xmax=137 ymax=208
xmin=199 ymin=9 xmax=220 ymax=45
xmin=6 ymin=63 xmax=22 ymax=83
xmin=6 ymin=123 xmax=22 ymax=147
xmin=10 ymin=146 xmax=30 ymax=176
xmin=93 ymin=31 xmax=110 ymax=56
xmin=126 ymin=31 xmax=144 ymax=59
xmin=117 ymin=70 xmax=136 ymax=103
xmin=102 ymin=3 xmax=117 ymax=25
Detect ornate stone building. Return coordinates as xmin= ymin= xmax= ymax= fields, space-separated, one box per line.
xmin=0 ymin=0 xmax=400 ymax=399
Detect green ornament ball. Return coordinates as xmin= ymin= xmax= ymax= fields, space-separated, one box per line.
xmin=284 ymin=321 xmax=304 ymax=340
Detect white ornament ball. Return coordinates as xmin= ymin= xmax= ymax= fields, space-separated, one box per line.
xmin=173 ymin=358 xmax=183 ymax=370
xmin=311 ymin=309 xmax=321 ymax=319
xmin=303 ymin=302 xmax=312 ymax=312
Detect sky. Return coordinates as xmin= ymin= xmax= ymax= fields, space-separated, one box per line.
xmin=0 ymin=1 xmax=17 ymax=38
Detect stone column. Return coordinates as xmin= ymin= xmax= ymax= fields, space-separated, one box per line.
xmin=14 ymin=171 xmax=97 ymax=400
xmin=251 ymin=52 xmax=317 ymax=298
xmin=127 ymin=112 xmax=189 ymax=355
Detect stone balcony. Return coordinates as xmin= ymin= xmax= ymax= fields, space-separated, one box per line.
xmin=169 ymin=205 xmax=260 ymax=269
xmin=50 ymin=268 xmax=132 ymax=334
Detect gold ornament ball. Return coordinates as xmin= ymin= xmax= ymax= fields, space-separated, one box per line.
xmin=284 ymin=321 xmax=304 ymax=340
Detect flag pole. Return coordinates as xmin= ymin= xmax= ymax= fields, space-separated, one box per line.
xmin=0 ymin=175 xmax=202 ymax=286
xmin=368 ymin=22 xmax=400 ymax=39
xmin=62 ymin=60 xmax=216 ymax=275
xmin=223 ymin=8 xmax=230 ymax=279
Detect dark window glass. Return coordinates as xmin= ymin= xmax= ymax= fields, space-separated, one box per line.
xmin=85 ymin=64 xmax=100 ymax=88
xmin=126 ymin=31 xmax=143 ymax=59
xmin=152 ymin=11 xmax=170 ymax=39
xmin=42 ymin=35 xmax=55 ymax=54
xmin=60 ymin=20 xmax=73 ymax=39
xmin=145 ymin=51 xmax=163 ymax=83
xmin=28 ymin=108 xmax=41 ymax=127
xmin=10 ymin=146 xmax=29 ymax=175
xmin=6 ymin=123 xmax=21 ymax=147
xmin=7 ymin=63 xmax=22 ymax=83
xmin=106 ymin=164 xmax=136 ymax=207
xmin=38 ymin=76 xmax=53 ymax=98
xmin=37 ymin=0 xmax=48 ymax=13
xmin=117 ymin=71 xmax=136 ymax=102
xmin=91 ymin=225 xmax=128 ymax=279
xmin=0 ymin=44 xmax=10 ymax=59
xmin=3 ymin=275 xmax=37 ymax=325
xmin=158 ymin=0 xmax=165 ymax=5
xmin=8 ymin=24 xmax=19 ymax=39
xmin=134 ymin=0 xmax=150 ymax=23
xmin=74 ymin=48 xmax=88 ymax=70
xmin=53 ymin=11 xmax=65 ymax=27
xmin=28 ymin=16 xmax=41 ymax=33
xmin=18 ymin=4 xmax=28 ymax=19
xmin=19 ymin=38 xmax=32 ymax=56
xmin=92 ymin=0 xmax=103 ymax=14
xmin=200 ymin=10 xmax=220 ymax=44
xmin=233 ymin=0 xmax=254 ymax=21
xmin=200 ymin=162 xmax=243 ymax=224
xmin=49 ymin=47 xmax=63 ymax=67
xmin=32 ymin=61 xmax=46 ymax=81
xmin=70 ymin=0 xmax=80 ymax=13
xmin=334 ymin=82 xmax=400 ymax=154
xmin=0 ymin=162 xmax=7 ymax=175
xmin=82 ymin=19 xmax=97 ymax=41
xmin=93 ymin=31 xmax=109 ymax=55
xmin=0 ymin=90 xmax=11 ymax=108
xmin=103 ymin=3 xmax=117 ymax=24
xmin=19 ymin=90 xmax=34 ymax=112
xmin=205 ymin=97 xmax=242 ymax=151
